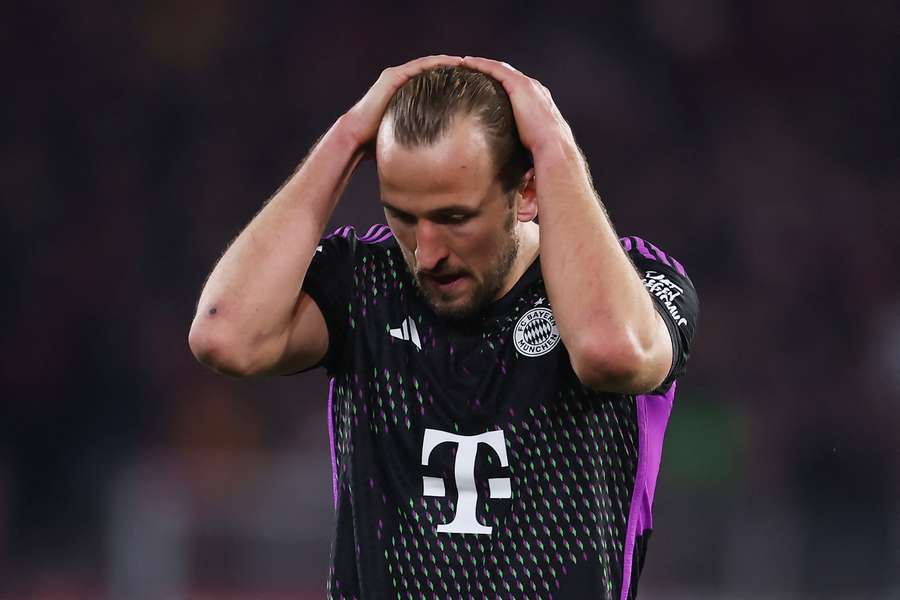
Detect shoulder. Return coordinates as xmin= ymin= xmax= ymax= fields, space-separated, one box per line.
xmin=317 ymin=224 xmax=399 ymax=261
xmin=323 ymin=223 xmax=395 ymax=246
xmin=619 ymin=235 xmax=690 ymax=280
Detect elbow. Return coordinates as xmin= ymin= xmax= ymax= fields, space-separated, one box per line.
xmin=188 ymin=316 xmax=263 ymax=378
xmin=569 ymin=330 xmax=664 ymax=394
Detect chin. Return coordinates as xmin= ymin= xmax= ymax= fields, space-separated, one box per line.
xmin=415 ymin=277 xmax=495 ymax=321
xmin=430 ymin=299 xmax=471 ymax=319
xmin=426 ymin=294 xmax=483 ymax=321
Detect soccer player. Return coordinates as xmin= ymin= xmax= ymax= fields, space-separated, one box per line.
xmin=189 ymin=55 xmax=698 ymax=599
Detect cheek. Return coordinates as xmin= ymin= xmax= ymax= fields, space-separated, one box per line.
xmin=397 ymin=240 xmax=416 ymax=269
xmin=455 ymin=227 xmax=504 ymax=268
xmin=394 ymin=230 xmax=413 ymax=252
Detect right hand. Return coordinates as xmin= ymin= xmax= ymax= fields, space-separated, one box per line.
xmin=340 ymin=55 xmax=464 ymax=154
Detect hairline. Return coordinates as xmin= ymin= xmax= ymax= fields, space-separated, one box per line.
xmin=379 ymin=110 xmax=516 ymax=200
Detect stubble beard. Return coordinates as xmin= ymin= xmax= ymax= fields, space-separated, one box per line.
xmin=410 ymin=214 xmax=520 ymax=322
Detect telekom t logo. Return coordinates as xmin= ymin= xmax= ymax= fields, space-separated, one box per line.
xmin=421 ymin=428 xmax=512 ymax=535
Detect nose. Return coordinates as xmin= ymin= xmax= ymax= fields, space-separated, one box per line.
xmin=413 ymin=220 xmax=448 ymax=272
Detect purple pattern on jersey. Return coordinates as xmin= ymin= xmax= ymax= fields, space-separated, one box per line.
xmin=619 ymin=381 xmax=677 ymax=600
xmin=326 ymin=225 xmax=354 ymax=240
xmin=326 ymin=224 xmax=394 ymax=245
xmin=622 ymin=236 xmax=687 ymax=277
xmin=307 ymin=227 xmax=695 ymax=598
xmin=327 ymin=248 xmax=642 ymax=597
xmin=358 ymin=224 xmax=393 ymax=243
xmin=327 ymin=377 xmax=339 ymax=511
xmin=631 ymin=237 xmax=656 ymax=262
xmin=363 ymin=229 xmax=394 ymax=244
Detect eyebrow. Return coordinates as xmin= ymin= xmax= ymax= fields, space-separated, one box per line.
xmin=381 ymin=199 xmax=482 ymax=219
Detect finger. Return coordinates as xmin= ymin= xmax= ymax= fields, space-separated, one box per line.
xmin=398 ymin=54 xmax=464 ymax=75
xmin=380 ymin=55 xmax=463 ymax=91
xmin=460 ymin=56 xmax=526 ymax=80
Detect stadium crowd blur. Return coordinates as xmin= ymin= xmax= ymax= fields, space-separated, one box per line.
xmin=3 ymin=1 xmax=898 ymax=598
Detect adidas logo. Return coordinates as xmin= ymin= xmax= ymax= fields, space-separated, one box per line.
xmin=390 ymin=316 xmax=421 ymax=350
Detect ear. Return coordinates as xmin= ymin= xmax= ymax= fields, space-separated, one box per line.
xmin=515 ymin=167 xmax=538 ymax=222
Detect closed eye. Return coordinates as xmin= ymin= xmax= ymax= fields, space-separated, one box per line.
xmin=437 ymin=213 xmax=472 ymax=225
xmin=387 ymin=208 xmax=417 ymax=225
xmin=383 ymin=202 xmax=477 ymax=226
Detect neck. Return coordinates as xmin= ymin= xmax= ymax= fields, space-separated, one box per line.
xmin=496 ymin=220 xmax=541 ymax=298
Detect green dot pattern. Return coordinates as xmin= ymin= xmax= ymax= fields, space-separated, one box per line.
xmin=323 ymin=237 xmax=642 ymax=599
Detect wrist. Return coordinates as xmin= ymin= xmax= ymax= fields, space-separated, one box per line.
xmin=530 ymin=129 xmax=579 ymax=165
xmin=332 ymin=113 xmax=369 ymax=154
xmin=531 ymin=134 xmax=583 ymax=176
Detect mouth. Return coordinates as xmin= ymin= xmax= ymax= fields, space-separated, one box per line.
xmin=423 ymin=272 xmax=467 ymax=294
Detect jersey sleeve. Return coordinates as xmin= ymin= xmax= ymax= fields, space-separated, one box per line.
xmin=620 ymin=235 xmax=699 ymax=389
xmin=300 ymin=225 xmax=359 ymax=373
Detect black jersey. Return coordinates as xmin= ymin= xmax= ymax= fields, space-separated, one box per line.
xmin=301 ymin=224 xmax=699 ymax=599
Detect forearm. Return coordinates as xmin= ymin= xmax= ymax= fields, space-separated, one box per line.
xmin=534 ymin=140 xmax=665 ymax=390
xmin=190 ymin=117 xmax=363 ymax=364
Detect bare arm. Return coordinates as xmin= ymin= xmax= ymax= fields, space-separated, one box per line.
xmin=189 ymin=55 xmax=464 ymax=377
xmin=461 ymin=57 xmax=672 ymax=393
xmin=531 ymin=142 xmax=672 ymax=392
xmin=188 ymin=120 xmax=363 ymax=376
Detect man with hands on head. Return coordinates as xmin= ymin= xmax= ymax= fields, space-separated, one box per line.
xmin=190 ymin=55 xmax=698 ymax=599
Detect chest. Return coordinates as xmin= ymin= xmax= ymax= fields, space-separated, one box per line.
xmin=348 ymin=285 xmax=574 ymax=422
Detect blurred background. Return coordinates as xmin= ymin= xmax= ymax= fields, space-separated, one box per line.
xmin=3 ymin=1 xmax=899 ymax=598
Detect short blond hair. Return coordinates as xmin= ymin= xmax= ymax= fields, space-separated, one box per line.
xmin=385 ymin=66 xmax=532 ymax=194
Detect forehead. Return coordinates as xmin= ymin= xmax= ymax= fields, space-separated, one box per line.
xmin=376 ymin=115 xmax=496 ymax=206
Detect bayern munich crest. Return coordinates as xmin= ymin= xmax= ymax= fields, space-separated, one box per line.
xmin=513 ymin=307 xmax=561 ymax=357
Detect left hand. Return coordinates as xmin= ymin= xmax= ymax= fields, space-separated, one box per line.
xmin=460 ymin=56 xmax=575 ymax=155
